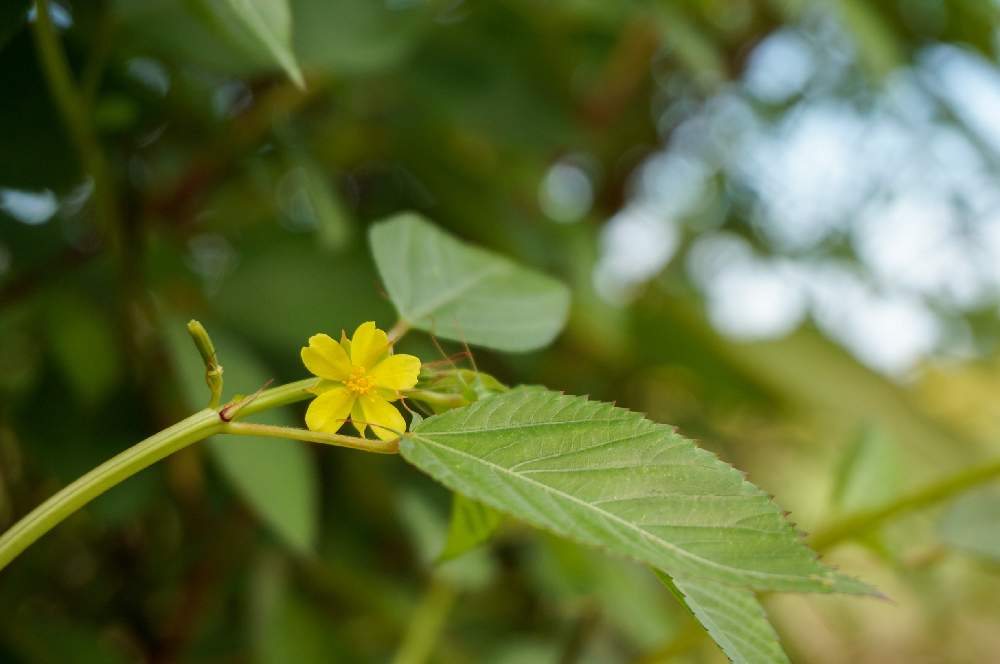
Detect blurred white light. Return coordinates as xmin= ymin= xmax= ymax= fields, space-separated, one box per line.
xmin=923 ymin=46 xmax=1000 ymax=155
xmin=688 ymin=234 xmax=806 ymax=340
xmin=855 ymin=194 xmax=985 ymax=306
xmin=803 ymin=261 xmax=941 ymax=376
xmin=743 ymin=30 xmax=815 ymax=103
xmin=735 ymin=102 xmax=868 ymax=251
xmin=593 ymin=205 xmax=678 ymax=303
xmin=126 ymin=58 xmax=170 ymax=97
xmin=0 ymin=188 xmax=58 ymax=225
xmin=539 ymin=161 xmax=593 ymax=223
xmin=27 ymin=1 xmax=71 ymax=28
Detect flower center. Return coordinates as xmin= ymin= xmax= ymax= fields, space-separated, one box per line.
xmin=345 ymin=365 xmax=376 ymax=395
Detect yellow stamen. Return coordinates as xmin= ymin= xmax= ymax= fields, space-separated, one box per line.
xmin=345 ymin=365 xmax=376 ymax=395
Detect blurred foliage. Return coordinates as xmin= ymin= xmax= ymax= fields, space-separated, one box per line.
xmin=4 ymin=0 xmax=1000 ymax=662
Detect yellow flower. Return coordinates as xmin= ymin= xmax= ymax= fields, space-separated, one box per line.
xmin=301 ymin=322 xmax=420 ymax=441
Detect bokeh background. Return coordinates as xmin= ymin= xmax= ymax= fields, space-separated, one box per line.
xmin=3 ymin=1 xmax=1000 ymax=662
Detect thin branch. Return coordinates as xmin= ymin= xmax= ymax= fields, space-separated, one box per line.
xmin=810 ymin=458 xmax=1000 ymax=551
xmin=221 ymin=422 xmax=400 ymax=455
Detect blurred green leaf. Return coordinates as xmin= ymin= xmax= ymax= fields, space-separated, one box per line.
xmin=402 ymin=386 xmax=871 ymax=594
xmin=46 ymin=298 xmax=121 ymax=407
xmin=251 ymin=553 xmax=345 ymax=664
xmin=938 ymin=487 xmax=1000 ymax=562
xmin=657 ymin=571 xmax=790 ymax=664
xmin=831 ymin=426 xmax=901 ymax=514
xmin=437 ymin=492 xmax=503 ymax=563
xmin=396 ymin=487 xmax=496 ymax=590
xmin=212 ymin=239 xmax=393 ymax=353
xmin=165 ymin=318 xmax=318 ymax=552
xmin=292 ymin=0 xmax=429 ymax=75
xmin=526 ymin=535 xmax=676 ymax=650
xmin=369 ymin=213 xmax=571 ymax=352
xmin=836 ymin=0 xmax=904 ymax=80
xmin=208 ymin=0 xmax=304 ymax=86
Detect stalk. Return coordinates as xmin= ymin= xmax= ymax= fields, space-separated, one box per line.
xmin=0 ymin=409 xmax=221 ymax=571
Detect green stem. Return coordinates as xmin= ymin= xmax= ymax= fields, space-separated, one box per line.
xmin=405 ymin=390 xmax=468 ymax=409
xmin=0 ymin=409 xmax=221 ymax=572
xmin=391 ymin=577 xmax=458 ymax=664
xmin=0 ymin=377 xmax=320 ymax=573
xmin=31 ymin=0 xmax=121 ymax=248
xmin=222 ymin=422 xmax=399 ymax=454
xmin=234 ymin=377 xmax=319 ymax=418
xmin=810 ymin=459 xmax=1000 ymax=551
xmin=187 ymin=320 xmax=224 ymax=409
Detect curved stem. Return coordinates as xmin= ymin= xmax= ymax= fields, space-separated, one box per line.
xmin=0 ymin=371 xmax=423 ymax=572
xmin=0 ymin=409 xmax=221 ymax=572
xmin=222 ymin=422 xmax=399 ymax=455
xmin=233 ymin=377 xmax=319 ymax=418
xmin=810 ymin=459 xmax=1000 ymax=551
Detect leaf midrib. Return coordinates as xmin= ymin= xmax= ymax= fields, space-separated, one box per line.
xmin=404 ymin=261 xmax=509 ymax=322
xmin=404 ymin=430 xmax=827 ymax=588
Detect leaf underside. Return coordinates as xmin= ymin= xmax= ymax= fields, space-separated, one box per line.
xmin=369 ymin=213 xmax=570 ymax=352
xmin=437 ymin=492 xmax=504 ymax=562
xmin=658 ymin=570 xmax=791 ymax=664
xmin=401 ymin=387 xmax=872 ymax=594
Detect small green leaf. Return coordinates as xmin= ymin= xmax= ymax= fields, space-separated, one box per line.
xmin=938 ymin=487 xmax=1000 ymax=562
xmin=369 ymin=213 xmax=570 ymax=352
xmin=401 ymin=387 xmax=872 ymax=594
xmin=437 ymin=492 xmax=503 ymax=563
xmin=831 ymin=426 xmax=901 ymax=514
xmin=213 ymin=0 xmax=304 ymax=86
xmin=165 ymin=319 xmax=318 ymax=552
xmin=656 ymin=571 xmax=790 ymax=664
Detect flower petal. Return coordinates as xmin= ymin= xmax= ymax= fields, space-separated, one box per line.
xmin=369 ymin=353 xmax=421 ymax=391
xmin=351 ymin=398 xmax=366 ymax=437
xmin=339 ymin=330 xmax=351 ymax=356
xmin=358 ymin=393 xmax=406 ymax=441
xmin=305 ymin=386 xmax=355 ymax=433
xmin=350 ymin=321 xmax=389 ymax=370
xmin=308 ymin=379 xmax=342 ymax=396
xmin=301 ymin=333 xmax=352 ymax=380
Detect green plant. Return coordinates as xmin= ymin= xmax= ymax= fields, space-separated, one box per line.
xmin=2 ymin=214 xmax=871 ymax=662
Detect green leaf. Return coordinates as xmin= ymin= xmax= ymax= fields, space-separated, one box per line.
xmin=437 ymin=492 xmax=503 ymax=563
xmin=209 ymin=0 xmax=304 ymax=86
xmin=401 ymin=387 xmax=872 ymax=594
xmin=938 ymin=487 xmax=1000 ymax=562
xmin=831 ymin=427 xmax=901 ymax=514
xmin=369 ymin=213 xmax=571 ymax=352
xmin=46 ymin=298 xmax=121 ymax=407
xmin=165 ymin=320 xmax=318 ymax=552
xmin=656 ymin=571 xmax=790 ymax=664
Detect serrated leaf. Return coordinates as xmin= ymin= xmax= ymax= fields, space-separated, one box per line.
xmin=165 ymin=319 xmax=318 ymax=552
xmin=938 ymin=487 xmax=1000 ymax=562
xmin=401 ymin=387 xmax=872 ymax=594
xmin=656 ymin=571 xmax=790 ymax=664
xmin=369 ymin=213 xmax=570 ymax=352
xmin=213 ymin=0 xmax=304 ymax=86
xmin=438 ymin=492 xmax=503 ymax=563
